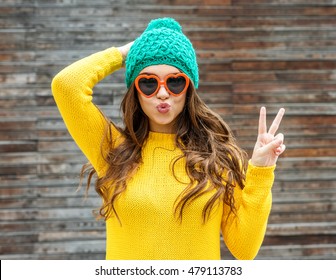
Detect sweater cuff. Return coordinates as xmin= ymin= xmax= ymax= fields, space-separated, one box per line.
xmin=247 ymin=160 xmax=275 ymax=174
xmin=107 ymin=47 xmax=123 ymax=71
xmin=245 ymin=160 xmax=275 ymax=191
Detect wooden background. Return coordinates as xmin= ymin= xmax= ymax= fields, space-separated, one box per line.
xmin=1 ymin=0 xmax=336 ymax=260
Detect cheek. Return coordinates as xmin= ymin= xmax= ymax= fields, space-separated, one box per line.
xmin=138 ymin=93 xmax=152 ymax=114
xmin=174 ymin=95 xmax=187 ymax=113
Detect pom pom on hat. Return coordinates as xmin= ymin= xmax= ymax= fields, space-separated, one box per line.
xmin=145 ymin=17 xmax=182 ymax=32
xmin=125 ymin=17 xmax=199 ymax=89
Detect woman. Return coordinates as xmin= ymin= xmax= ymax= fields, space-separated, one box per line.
xmin=51 ymin=17 xmax=285 ymax=260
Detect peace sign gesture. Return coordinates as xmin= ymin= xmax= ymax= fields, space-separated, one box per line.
xmin=250 ymin=107 xmax=286 ymax=167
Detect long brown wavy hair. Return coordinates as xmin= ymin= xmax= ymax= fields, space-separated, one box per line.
xmin=81 ymin=82 xmax=248 ymax=223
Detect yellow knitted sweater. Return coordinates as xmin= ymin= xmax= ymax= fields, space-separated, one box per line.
xmin=51 ymin=47 xmax=275 ymax=260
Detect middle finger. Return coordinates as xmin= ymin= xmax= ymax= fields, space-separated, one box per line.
xmin=268 ymin=108 xmax=285 ymax=135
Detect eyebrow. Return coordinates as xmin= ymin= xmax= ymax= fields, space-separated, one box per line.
xmin=139 ymin=72 xmax=155 ymax=75
xmin=139 ymin=71 xmax=181 ymax=76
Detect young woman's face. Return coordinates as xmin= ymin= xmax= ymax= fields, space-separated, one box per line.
xmin=137 ymin=65 xmax=187 ymax=133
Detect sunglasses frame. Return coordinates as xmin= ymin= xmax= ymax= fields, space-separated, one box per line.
xmin=135 ymin=72 xmax=190 ymax=98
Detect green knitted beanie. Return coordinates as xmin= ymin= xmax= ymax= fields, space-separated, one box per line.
xmin=125 ymin=17 xmax=199 ymax=89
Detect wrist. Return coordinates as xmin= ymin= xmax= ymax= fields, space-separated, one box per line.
xmin=116 ymin=47 xmax=126 ymax=66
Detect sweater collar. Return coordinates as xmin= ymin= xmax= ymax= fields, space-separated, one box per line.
xmin=148 ymin=131 xmax=176 ymax=142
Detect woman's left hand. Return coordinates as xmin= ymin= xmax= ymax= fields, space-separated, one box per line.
xmin=250 ymin=107 xmax=286 ymax=167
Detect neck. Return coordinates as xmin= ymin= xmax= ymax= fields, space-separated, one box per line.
xmin=149 ymin=123 xmax=176 ymax=134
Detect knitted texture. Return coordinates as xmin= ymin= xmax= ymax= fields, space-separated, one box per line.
xmin=52 ymin=47 xmax=275 ymax=260
xmin=125 ymin=17 xmax=199 ymax=88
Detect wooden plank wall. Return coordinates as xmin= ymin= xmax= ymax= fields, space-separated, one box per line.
xmin=1 ymin=0 xmax=335 ymax=260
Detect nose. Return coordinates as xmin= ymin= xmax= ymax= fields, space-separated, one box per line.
xmin=156 ymin=84 xmax=169 ymax=99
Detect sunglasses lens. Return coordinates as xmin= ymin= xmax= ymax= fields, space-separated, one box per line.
xmin=138 ymin=77 xmax=158 ymax=96
xmin=167 ymin=76 xmax=187 ymax=95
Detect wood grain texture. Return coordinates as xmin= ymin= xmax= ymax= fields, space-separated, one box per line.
xmin=0 ymin=0 xmax=335 ymax=260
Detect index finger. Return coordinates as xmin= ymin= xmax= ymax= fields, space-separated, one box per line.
xmin=269 ymin=108 xmax=285 ymax=135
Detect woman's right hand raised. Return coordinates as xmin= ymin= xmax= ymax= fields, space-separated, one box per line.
xmin=117 ymin=42 xmax=134 ymax=67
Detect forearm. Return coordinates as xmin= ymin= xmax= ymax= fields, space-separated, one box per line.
xmin=222 ymin=161 xmax=275 ymax=260
xmin=52 ymin=47 xmax=122 ymax=96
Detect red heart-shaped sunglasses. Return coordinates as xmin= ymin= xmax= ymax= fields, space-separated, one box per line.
xmin=135 ymin=73 xmax=190 ymax=98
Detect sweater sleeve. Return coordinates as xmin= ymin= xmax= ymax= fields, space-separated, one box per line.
xmin=221 ymin=161 xmax=275 ymax=260
xmin=51 ymin=47 xmax=123 ymax=176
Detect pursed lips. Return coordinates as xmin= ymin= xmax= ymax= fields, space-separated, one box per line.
xmin=156 ymin=103 xmax=171 ymax=113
